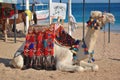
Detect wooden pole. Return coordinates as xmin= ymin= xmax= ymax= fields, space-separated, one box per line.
xmin=60 ymin=0 xmax=62 ymax=3
xmin=82 ymin=0 xmax=85 ymax=41
xmin=26 ymin=0 xmax=29 ymax=34
xmin=49 ymin=0 xmax=52 ymax=24
xmin=108 ymin=0 xmax=111 ymax=43
xmin=32 ymin=2 xmax=35 ymax=12
xmin=22 ymin=0 xmax=24 ymax=10
xmin=68 ymin=0 xmax=72 ymax=36
xmin=14 ymin=4 xmax=17 ymax=43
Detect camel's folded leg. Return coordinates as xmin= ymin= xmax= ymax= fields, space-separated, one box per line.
xmin=10 ymin=52 xmax=24 ymax=69
xmin=56 ymin=63 xmax=85 ymax=72
xmin=9 ymin=42 xmax=25 ymax=69
xmin=80 ymin=60 xmax=99 ymax=71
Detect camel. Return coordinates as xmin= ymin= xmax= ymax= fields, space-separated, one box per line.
xmin=0 ymin=9 xmax=27 ymax=41
xmin=0 ymin=9 xmax=36 ymax=42
xmin=10 ymin=11 xmax=115 ymax=72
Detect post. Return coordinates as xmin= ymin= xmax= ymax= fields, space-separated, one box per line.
xmin=32 ymin=3 xmax=35 ymax=12
xmin=22 ymin=0 xmax=24 ymax=9
xmin=68 ymin=0 xmax=72 ymax=36
xmin=49 ymin=0 xmax=52 ymax=25
xmin=108 ymin=0 xmax=111 ymax=43
xmin=26 ymin=0 xmax=29 ymax=34
xmin=14 ymin=4 xmax=17 ymax=43
xmin=82 ymin=0 xmax=85 ymax=41
xmin=60 ymin=0 xmax=62 ymax=3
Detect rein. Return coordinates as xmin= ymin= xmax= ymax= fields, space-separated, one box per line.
xmin=72 ymin=40 xmax=95 ymax=63
xmin=87 ymin=13 xmax=105 ymax=30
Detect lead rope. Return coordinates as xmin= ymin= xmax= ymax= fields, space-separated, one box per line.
xmin=104 ymin=25 xmax=106 ymax=51
xmin=103 ymin=25 xmax=106 ymax=59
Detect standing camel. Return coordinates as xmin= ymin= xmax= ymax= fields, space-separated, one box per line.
xmin=0 ymin=9 xmax=27 ymax=41
xmin=0 ymin=9 xmax=37 ymax=41
xmin=11 ymin=11 xmax=115 ymax=72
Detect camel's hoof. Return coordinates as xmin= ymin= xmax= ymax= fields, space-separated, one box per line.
xmin=10 ymin=54 xmax=24 ymax=69
xmin=77 ymin=66 xmax=85 ymax=72
xmin=92 ymin=65 xmax=99 ymax=71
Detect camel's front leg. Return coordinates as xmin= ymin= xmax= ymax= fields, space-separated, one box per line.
xmin=4 ymin=30 xmax=7 ymax=42
xmin=54 ymin=44 xmax=86 ymax=72
xmin=4 ymin=29 xmax=7 ymax=42
xmin=56 ymin=62 xmax=85 ymax=72
xmin=80 ymin=60 xmax=99 ymax=71
xmin=55 ymin=49 xmax=85 ymax=72
xmin=2 ymin=23 xmax=7 ymax=42
xmin=4 ymin=18 xmax=10 ymax=42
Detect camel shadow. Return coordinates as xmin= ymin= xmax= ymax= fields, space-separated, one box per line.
xmin=0 ymin=30 xmax=25 ymax=41
xmin=0 ymin=58 xmax=11 ymax=67
xmin=0 ymin=31 xmax=25 ymax=43
xmin=109 ymin=58 xmax=120 ymax=61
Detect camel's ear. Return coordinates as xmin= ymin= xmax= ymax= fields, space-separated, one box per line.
xmin=108 ymin=13 xmax=115 ymax=24
xmin=90 ymin=11 xmax=94 ymax=17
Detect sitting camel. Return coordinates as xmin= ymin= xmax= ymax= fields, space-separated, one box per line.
xmin=10 ymin=11 xmax=115 ymax=72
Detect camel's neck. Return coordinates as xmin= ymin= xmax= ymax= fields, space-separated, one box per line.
xmin=84 ymin=28 xmax=99 ymax=53
xmin=75 ymin=28 xmax=99 ymax=61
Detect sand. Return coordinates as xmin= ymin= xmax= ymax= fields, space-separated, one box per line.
xmin=0 ymin=23 xmax=120 ymax=80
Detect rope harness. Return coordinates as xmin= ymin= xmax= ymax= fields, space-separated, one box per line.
xmin=87 ymin=14 xmax=105 ymax=30
xmin=72 ymin=40 xmax=95 ymax=63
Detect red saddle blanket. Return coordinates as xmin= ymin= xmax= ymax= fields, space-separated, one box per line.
xmin=23 ymin=24 xmax=77 ymax=57
xmin=55 ymin=25 xmax=76 ymax=47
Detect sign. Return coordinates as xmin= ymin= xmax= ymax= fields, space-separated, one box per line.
xmin=50 ymin=2 xmax=67 ymax=19
xmin=35 ymin=10 xmax=49 ymax=20
xmin=0 ymin=0 xmax=17 ymax=4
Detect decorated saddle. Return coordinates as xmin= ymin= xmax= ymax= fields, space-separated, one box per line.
xmin=55 ymin=25 xmax=80 ymax=47
xmin=23 ymin=24 xmax=80 ymax=70
xmin=24 ymin=24 xmax=80 ymax=56
xmin=0 ymin=7 xmax=15 ymax=19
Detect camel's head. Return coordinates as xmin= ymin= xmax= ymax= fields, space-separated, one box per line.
xmin=87 ymin=11 xmax=115 ymax=30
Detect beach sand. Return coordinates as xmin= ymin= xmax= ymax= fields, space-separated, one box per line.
xmin=0 ymin=23 xmax=120 ymax=80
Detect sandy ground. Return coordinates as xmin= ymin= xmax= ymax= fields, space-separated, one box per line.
xmin=0 ymin=23 xmax=120 ymax=80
